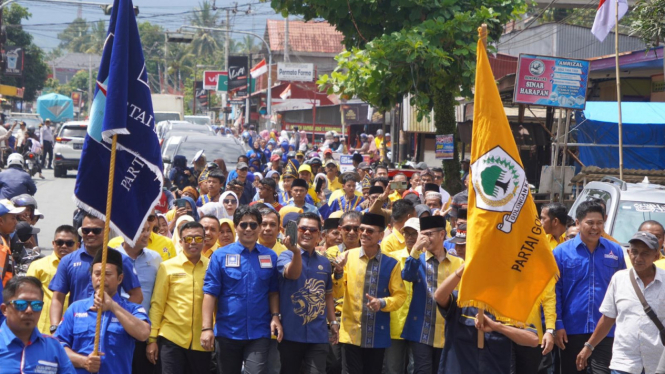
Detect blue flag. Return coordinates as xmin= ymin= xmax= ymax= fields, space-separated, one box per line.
xmin=74 ymin=0 xmax=163 ymax=245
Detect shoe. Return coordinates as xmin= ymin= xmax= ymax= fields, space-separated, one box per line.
xmin=39 ymin=175 xmax=45 ymax=179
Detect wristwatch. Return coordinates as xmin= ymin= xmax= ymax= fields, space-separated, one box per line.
xmin=545 ymin=329 xmax=555 ymax=337
xmin=271 ymin=313 xmax=281 ymax=320
xmin=330 ymin=321 xmax=340 ymax=327
xmin=49 ymin=325 xmax=58 ymax=334
xmin=584 ymin=342 xmax=595 ymax=352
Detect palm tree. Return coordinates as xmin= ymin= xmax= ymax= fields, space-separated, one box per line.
xmin=82 ymin=20 xmax=107 ymax=54
xmin=238 ymin=35 xmax=260 ymax=54
xmin=188 ymin=1 xmax=222 ymax=58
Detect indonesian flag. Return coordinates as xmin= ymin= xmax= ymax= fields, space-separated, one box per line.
xmin=250 ymin=59 xmax=267 ymax=78
xmin=280 ymin=84 xmax=292 ymax=100
xmin=591 ymin=0 xmax=628 ymax=42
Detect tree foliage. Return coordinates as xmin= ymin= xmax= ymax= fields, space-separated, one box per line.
xmin=629 ymin=0 xmax=665 ymax=48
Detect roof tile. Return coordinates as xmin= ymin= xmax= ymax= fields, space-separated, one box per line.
xmin=266 ymin=19 xmax=344 ymax=54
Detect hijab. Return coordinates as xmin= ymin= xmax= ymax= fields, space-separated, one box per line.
xmin=173 ymin=215 xmax=195 ymax=254
xmin=218 ymin=191 xmax=239 ymax=220
xmin=156 ymin=213 xmax=171 ymax=238
xmin=180 ymin=196 xmax=199 ymax=221
xmin=218 ymin=218 xmax=236 ymax=247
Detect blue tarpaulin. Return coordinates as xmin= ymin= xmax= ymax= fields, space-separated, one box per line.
xmin=36 ymin=93 xmax=74 ymax=122
xmin=574 ymin=102 xmax=665 ymax=170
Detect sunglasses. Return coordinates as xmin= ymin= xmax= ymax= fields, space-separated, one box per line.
xmin=9 ymin=299 xmax=44 ymax=312
xmin=359 ymin=227 xmax=376 ymax=235
xmin=223 ymin=199 xmax=238 ymax=205
xmin=54 ymin=239 xmax=76 ymax=247
xmin=147 ymin=215 xmax=156 ymax=222
xmin=341 ymin=225 xmax=360 ymax=232
xmin=238 ymin=222 xmax=259 ymax=230
xmin=182 ymin=236 xmax=204 ymax=244
xmin=298 ymin=226 xmax=319 ymax=234
xmin=81 ymin=227 xmax=103 ymax=235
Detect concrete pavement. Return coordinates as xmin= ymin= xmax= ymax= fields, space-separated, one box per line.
xmin=33 ymin=168 xmax=78 ymax=253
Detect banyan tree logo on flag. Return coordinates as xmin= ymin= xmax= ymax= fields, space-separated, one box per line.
xmin=471 ymin=146 xmax=529 ymax=234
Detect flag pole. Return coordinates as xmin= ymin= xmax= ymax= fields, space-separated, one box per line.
xmin=615 ymin=0 xmax=624 ymax=180
xmin=477 ymin=23 xmax=487 ymax=350
xmin=92 ymin=134 xmax=118 ymax=355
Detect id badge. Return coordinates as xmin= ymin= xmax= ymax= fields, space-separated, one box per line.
xmin=226 ymin=254 xmax=240 ymax=267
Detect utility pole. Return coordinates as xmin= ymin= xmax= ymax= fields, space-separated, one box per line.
xmin=224 ymin=9 xmax=230 ymax=125
xmin=88 ymin=54 xmax=92 ymax=115
xmin=163 ymin=33 xmax=168 ymax=93
xmin=284 ymin=17 xmax=290 ymax=62
xmin=245 ymin=53 xmax=251 ymax=127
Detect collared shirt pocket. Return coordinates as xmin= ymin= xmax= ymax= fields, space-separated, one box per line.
xmin=224 ymin=267 xmax=245 ymax=295
xmin=107 ymin=321 xmax=126 ymax=346
xmin=564 ymin=258 xmax=585 ymax=282
xmin=602 ymin=257 xmax=619 ymax=270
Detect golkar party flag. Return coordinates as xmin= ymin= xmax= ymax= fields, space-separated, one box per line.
xmin=74 ymin=0 xmax=163 ymax=246
xmin=457 ymin=31 xmax=559 ymax=324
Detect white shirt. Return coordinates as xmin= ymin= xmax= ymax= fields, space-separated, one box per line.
xmin=40 ymin=126 xmax=54 ymax=143
xmin=600 ymin=267 xmax=665 ymax=374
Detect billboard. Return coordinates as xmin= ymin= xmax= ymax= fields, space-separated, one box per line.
xmin=435 ymin=134 xmax=454 ymax=159
xmin=203 ymin=70 xmax=226 ymax=90
xmin=513 ymin=54 xmax=589 ymax=110
xmin=4 ymin=46 xmax=23 ymax=76
xmin=277 ymin=62 xmax=314 ymax=82
xmin=228 ymin=56 xmax=249 ymax=97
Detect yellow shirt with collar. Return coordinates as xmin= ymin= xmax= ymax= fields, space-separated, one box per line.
xmin=108 ymin=232 xmax=176 ymax=262
xmin=325 ymin=244 xmax=346 ymax=315
xmin=540 ymin=232 xmax=565 ymax=331
xmin=328 ymin=176 xmax=343 ymax=193
xmin=203 ymin=242 xmax=221 ymax=259
xmin=386 ymin=248 xmax=415 ymax=340
xmin=27 ymin=253 xmax=69 ymax=334
xmin=259 ymin=239 xmax=287 ymax=256
xmin=381 ymin=229 xmax=405 ymax=255
xmin=388 ymin=190 xmax=402 ymax=203
xmin=149 ymin=252 xmax=209 ymax=351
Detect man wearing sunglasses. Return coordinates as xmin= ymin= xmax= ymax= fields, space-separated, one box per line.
xmin=332 ymin=212 xmax=407 ymax=374
xmin=202 ymin=205 xmax=283 ymax=374
xmin=54 ymin=248 xmax=151 ymax=374
xmin=148 ymin=221 xmax=211 ymax=373
xmin=49 ymin=213 xmax=143 ymax=334
xmin=0 ymin=276 xmax=75 ymax=373
xmin=277 ymin=212 xmax=337 ymax=373
xmin=26 ymin=225 xmax=79 ymax=335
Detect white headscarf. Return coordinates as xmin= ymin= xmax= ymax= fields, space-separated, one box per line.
xmin=198 ymin=191 xmax=238 ymax=220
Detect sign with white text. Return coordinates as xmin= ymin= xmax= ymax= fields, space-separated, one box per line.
xmin=277 ymin=62 xmax=315 ymax=82
xmin=203 ymin=70 xmax=226 ymax=90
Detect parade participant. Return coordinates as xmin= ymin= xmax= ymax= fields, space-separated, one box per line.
xmin=450 ymin=223 xmax=467 ymax=259
xmin=381 ymin=200 xmax=415 ymax=255
xmin=383 ymin=217 xmax=419 ymax=374
xmin=278 ymin=212 xmax=337 ymax=373
xmin=409 ymin=173 xmax=421 ymax=191
xmin=374 ymin=165 xmax=389 ymax=179
xmin=363 ymin=185 xmax=386 ymax=216
xmin=217 ymin=218 xmax=236 ymax=248
xmin=541 ymin=202 xmax=568 ymax=248
xmin=254 ymin=178 xmax=283 ymax=212
xmin=0 ymin=154 xmax=37 ymax=199
xmin=0 ymin=200 xmax=24 ymax=288
xmin=325 ymin=174 xmax=363 ymax=218
xmin=0 ymin=276 xmax=75 ymax=373
xmin=388 ymin=173 xmax=408 ymax=202
xmin=197 ymin=170 xmax=224 ymax=207
xmin=361 ymin=173 xmax=372 ymax=199
xmin=554 ymin=201 xmax=626 ymax=374
xmin=322 ymin=218 xmax=342 ymax=250
xmin=296 ymin=151 xmax=306 ymax=165
xmin=433 ymin=265 xmax=539 ymax=373
xmin=199 ymin=191 xmax=238 ymax=220
xmin=201 ymin=206 xmax=283 ymax=374
xmin=309 ymin=157 xmax=323 ymax=176
xmin=197 ymin=170 xmax=210 ymax=197
xmin=332 ymin=213 xmax=407 ymax=374
xmin=54 ymin=248 xmax=151 ymax=374
xmin=425 ymin=191 xmax=443 ymax=213
xmin=226 ymin=179 xmax=245 ymax=204
xmin=234 ymin=162 xmax=256 ymax=206
xmin=181 ymin=186 xmax=199 ymax=202
xmin=224 ymin=156 xmax=255 ymax=188
xmin=326 ymin=211 xmax=361 ymax=263
xmin=108 ymin=210 xmax=176 ymax=262
xmin=374 ymin=130 xmax=384 ymax=153
xmin=351 ymin=153 xmax=363 ymax=169
xmin=576 ymin=231 xmax=664 ymax=374
xmin=287 ymin=179 xmax=320 ymax=216
xmin=166 ymin=196 xmax=198 ymax=233
xmin=460 ymin=159 xmax=470 ymax=181
xmin=27 ymin=225 xmax=79 ymax=334
xmin=566 ymin=225 xmax=579 ymax=241
xmin=402 ymin=215 xmax=463 ymax=373
xmin=298 ymin=164 xmax=320 ymax=204
xmin=172 ymin=215 xmax=195 ymax=255
xmin=449 ymin=175 xmax=468 ymax=229
xmin=325 ymin=160 xmax=343 ymax=193
xmin=431 ymin=167 xmax=444 ymax=187
xmin=269 ymin=155 xmax=281 ymax=173
xmin=49 ymin=214 xmax=142 ymax=332
xmin=169 ymin=155 xmax=197 ymax=191
xmin=148 ymin=221 xmax=211 ymax=373
xmin=266 ymin=170 xmax=281 ymax=186
xmin=641 ymin=220 xmax=665 ymax=259
xmin=116 ymin=224 xmax=161 ymax=374
xmin=258 ymin=207 xmax=287 ymax=256
xmin=200 ymin=215 xmax=221 ymax=259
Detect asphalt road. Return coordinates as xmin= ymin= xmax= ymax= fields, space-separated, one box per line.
xmin=33 ymin=168 xmax=78 ymax=254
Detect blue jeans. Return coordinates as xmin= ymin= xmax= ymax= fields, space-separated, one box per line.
xmin=610 ymin=370 xmax=644 ymax=374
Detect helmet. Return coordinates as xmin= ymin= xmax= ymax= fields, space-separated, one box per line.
xmin=7 ymin=153 xmax=23 ymax=167
xmin=11 ymin=194 xmax=38 ymax=209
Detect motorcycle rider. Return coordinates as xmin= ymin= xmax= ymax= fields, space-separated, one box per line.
xmin=23 ymin=129 xmax=44 ymax=180
xmin=0 ymin=154 xmax=37 ymax=199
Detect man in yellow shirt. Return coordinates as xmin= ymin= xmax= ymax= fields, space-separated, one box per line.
xmin=381 ymin=200 xmax=416 ymax=255
xmin=108 ymin=211 xmax=176 ymax=261
xmin=200 ymin=215 xmax=221 ymax=259
xmin=332 ymin=213 xmax=407 ymax=374
xmin=26 ymin=225 xmax=79 ymax=334
xmin=325 ymin=160 xmax=343 ymax=193
xmin=146 ymin=221 xmax=211 ymax=372
xmin=388 ymin=173 xmax=409 ymax=202
xmin=541 ymin=202 xmax=568 ymax=250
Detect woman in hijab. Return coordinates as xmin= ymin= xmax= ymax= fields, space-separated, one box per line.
xmin=218 ymin=218 xmax=236 ymax=247
xmin=198 ymin=191 xmax=238 ymax=220
xmin=166 ymin=195 xmax=199 ymax=233
xmin=172 ymin=215 xmax=195 ymax=254
xmin=299 ymin=130 xmax=309 ymax=151
xmin=156 ymin=214 xmax=171 ymax=238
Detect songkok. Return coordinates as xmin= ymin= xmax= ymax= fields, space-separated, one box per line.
xmin=424 ymin=183 xmax=440 ymax=193
xmin=323 ymin=218 xmax=341 ymax=231
xmin=420 ymin=216 xmax=445 ymax=231
xmin=368 ymin=186 xmax=384 ymax=195
xmin=292 ymin=178 xmax=309 ymax=189
xmin=361 ymin=212 xmax=385 ymax=230
xmin=93 ymin=247 xmax=124 ymax=272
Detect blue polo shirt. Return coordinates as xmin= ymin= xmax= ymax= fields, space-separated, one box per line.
xmin=116 ymin=247 xmax=162 ymax=313
xmin=0 ymin=320 xmax=75 ymax=374
xmin=54 ymin=293 xmax=150 ymax=374
xmin=203 ymin=241 xmax=279 ymax=340
xmin=48 ymin=246 xmax=142 ymax=304
xmin=553 ymin=235 xmax=626 ymax=336
xmin=277 ymin=248 xmax=333 ymax=344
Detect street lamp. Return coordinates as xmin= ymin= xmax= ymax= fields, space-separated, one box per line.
xmin=179 ymin=25 xmax=273 ymax=120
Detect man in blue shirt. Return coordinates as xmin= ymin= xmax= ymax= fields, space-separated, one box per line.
xmin=201 ymin=205 xmax=283 ymax=374
xmin=277 ymin=212 xmax=338 ymax=374
xmin=49 ymin=213 xmax=142 ymax=332
xmin=54 ymin=248 xmax=151 ymax=374
xmin=234 ymin=162 xmax=257 ymax=206
xmin=553 ymin=200 xmax=626 ymax=374
xmin=0 ymin=276 xmax=75 ymax=373
xmin=286 ymin=179 xmax=321 ymax=216
xmin=116 ymin=224 xmax=161 ymax=374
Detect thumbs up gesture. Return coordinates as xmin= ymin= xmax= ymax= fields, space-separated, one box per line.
xmin=366 ymin=293 xmax=382 ymax=312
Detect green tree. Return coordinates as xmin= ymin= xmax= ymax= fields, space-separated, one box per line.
xmin=630 ymin=0 xmax=665 ymax=48
xmin=189 ymin=1 xmax=221 ymax=57
xmin=138 ymin=21 xmax=165 ymax=92
xmin=57 ymin=17 xmax=91 ymax=52
xmin=274 ymin=0 xmax=525 ymax=193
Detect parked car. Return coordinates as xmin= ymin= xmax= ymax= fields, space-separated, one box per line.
xmin=156 ymin=121 xmax=214 ymax=143
xmin=568 ymin=176 xmax=665 ymax=244
xmin=184 ymin=115 xmax=212 ymax=126
xmin=53 ymin=121 xmax=88 ymax=178
xmin=163 ymin=135 xmax=246 ymax=177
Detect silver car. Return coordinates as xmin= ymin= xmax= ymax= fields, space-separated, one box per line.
xmin=53 ymin=121 xmax=88 ymax=178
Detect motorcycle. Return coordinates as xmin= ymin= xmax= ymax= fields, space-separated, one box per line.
xmin=23 ymin=152 xmax=39 ymax=177
xmin=15 ymin=247 xmax=43 ymax=276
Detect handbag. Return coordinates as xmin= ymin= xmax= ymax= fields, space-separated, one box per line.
xmin=629 ymin=268 xmax=665 ymax=345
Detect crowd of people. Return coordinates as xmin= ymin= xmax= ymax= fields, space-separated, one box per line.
xmin=0 ymin=125 xmax=664 ymax=374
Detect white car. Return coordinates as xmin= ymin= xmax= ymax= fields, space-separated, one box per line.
xmin=53 ymin=121 xmax=88 ymax=178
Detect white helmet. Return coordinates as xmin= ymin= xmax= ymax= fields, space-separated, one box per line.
xmin=7 ymin=153 xmax=23 ymax=167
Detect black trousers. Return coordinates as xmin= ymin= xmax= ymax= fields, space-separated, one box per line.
xmin=559 ymin=334 xmax=613 ymax=374
xmin=132 ymin=340 xmax=156 ymax=374
xmin=41 ymin=140 xmax=52 ymax=167
xmin=278 ymin=340 xmax=329 ymax=374
xmin=341 ymin=344 xmax=384 ymax=374
xmin=513 ymin=343 xmax=552 ymax=374
xmin=158 ymin=336 xmax=212 ymax=374
xmin=409 ymin=341 xmax=441 ymax=374
xmin=215 ymin=336 xmax=270 ymax=374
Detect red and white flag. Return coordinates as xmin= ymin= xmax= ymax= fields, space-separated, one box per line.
xmin=591 ymin=0 xmax=628 ymax=42
xmin=280 ymin=84 xmax=292 ymax=100
xmin=250 ymin=59 xmax=267 ymax=78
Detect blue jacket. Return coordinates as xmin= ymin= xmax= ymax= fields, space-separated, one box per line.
xmin=0 ymin=165 xmax=36 ymax=199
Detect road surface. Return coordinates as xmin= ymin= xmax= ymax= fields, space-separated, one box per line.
xmin=33 ymin=168 xmax=78 ymax=254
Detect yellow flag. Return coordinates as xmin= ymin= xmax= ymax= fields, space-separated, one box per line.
xmin=457 ymin=34 xmax=559 ymax=324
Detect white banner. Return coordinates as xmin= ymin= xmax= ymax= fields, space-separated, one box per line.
xmin=277 ymin=63 xmax=315 ymax=82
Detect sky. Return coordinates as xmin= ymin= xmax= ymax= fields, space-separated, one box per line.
xmin=20 ymin=0 xmax=288 ymax=52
